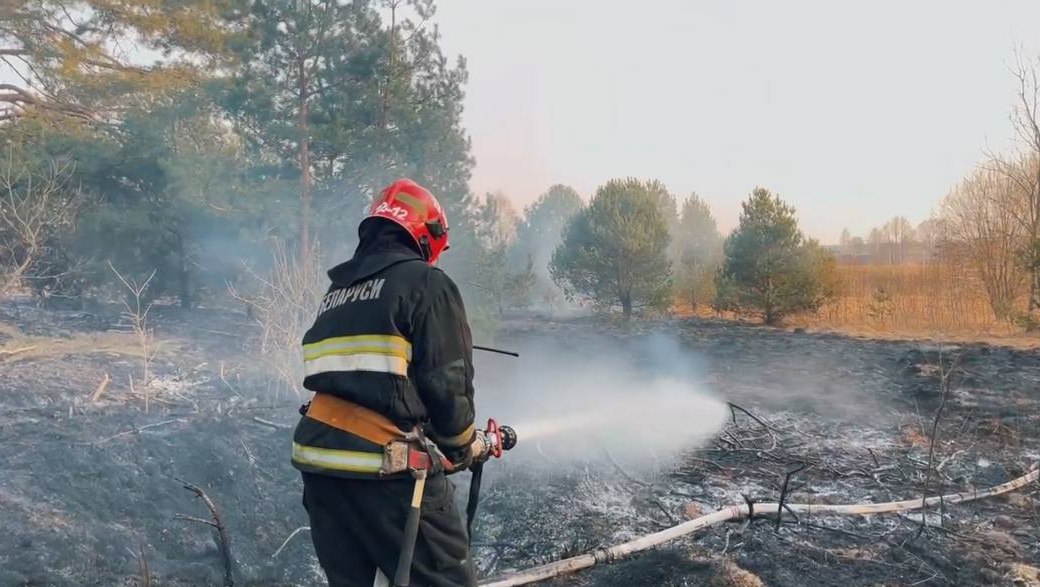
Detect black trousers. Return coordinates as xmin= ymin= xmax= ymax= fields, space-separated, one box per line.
xmin=301 ymin=471 xmax=477 ymax=587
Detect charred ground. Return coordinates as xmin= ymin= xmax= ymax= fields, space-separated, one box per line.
xmin=1 ymin=302 xmax=1038 ymax=587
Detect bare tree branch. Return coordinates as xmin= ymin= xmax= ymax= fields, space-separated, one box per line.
xmin=174 ymin=479 xmax=234 ymax=587
xmin=917 ymin=346 xmax=958 ymax=537
xmin=108 ymin=262 xmax=157 ymax=385
xmin=0 ymin=148 xmax=83 ymax=295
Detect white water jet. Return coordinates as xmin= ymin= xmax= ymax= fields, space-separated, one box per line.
xmin=475 ymin=334 xmax=728 ymax=470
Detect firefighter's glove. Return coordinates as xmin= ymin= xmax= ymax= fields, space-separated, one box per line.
xmin=442 ymin=443 xmax=474 ymax=474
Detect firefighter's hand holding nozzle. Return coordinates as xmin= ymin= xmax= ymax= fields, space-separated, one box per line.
xmin=471 ymin=418 xmax=518 ymax=464
xmin=444 ymin=418 xmax=517 ymax=472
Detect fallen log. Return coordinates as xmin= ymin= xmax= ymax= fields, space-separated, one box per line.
xmin=479 ymin=464 xmax=1040 ymax=587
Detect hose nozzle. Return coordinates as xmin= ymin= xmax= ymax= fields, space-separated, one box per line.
xmin=472 ymin=418 xmax=517 ymax=462
xmin=499 ymin=425 xmax=517 ymax=451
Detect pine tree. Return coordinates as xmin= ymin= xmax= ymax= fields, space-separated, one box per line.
xmin=551 ymin=178 xmax=672 ymax=318
xmin=715 ymin=187 xmax=835 ymax=324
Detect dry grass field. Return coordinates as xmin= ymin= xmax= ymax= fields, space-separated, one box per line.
xmin=675 ymin=262 xmax=1038 ymax=349
xmin=792 ymin=263 xmax=1038 ymax=348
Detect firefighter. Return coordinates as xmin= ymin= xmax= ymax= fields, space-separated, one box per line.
xmin=291 ymin=178 xmax=477 ymax=587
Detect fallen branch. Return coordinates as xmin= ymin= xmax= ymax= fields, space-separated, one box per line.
xmin=776 ymin=462 xmax=808 ymax=532
xmin=138 ymin=543 xmax=151 ymax=587
xmin=90 ymin=372 xmax=111 ymax=402
xmin=720 ymin=529 xmax=734 ymax=555
xmin=0 ymin=344 xmax=38 ymax=358
xmin=272 ymin=526 xmax=311 ymax=559
xmin=651 ymin=498 xmax=679 ymax=526
xmin=251 ymin=416 xmax=291 ymax=430
xmin=126 ymin=543 xmax=151 ymax=587
xmin=479 ymin=464 xmax=1040 ymax=587
xmin=219 ymin=362 xmax=239 ymax=397
xmin=727 ymin=401 xmax=780 ymax=433
xmin=867 ymin=448 xmax=881 ymax=468
xmin=173 ymin=514 xmax=218 ymax=527
xmin=89 ymin=418 xmax=184 ymax=445
xmin=174 ymin=479 xmax=234 ymax=587
xmin=936 ymin=449 xmax=967 ymax=473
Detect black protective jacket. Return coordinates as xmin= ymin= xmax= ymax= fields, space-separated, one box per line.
xmin=292 ymin=220 xmax=476 ymax=478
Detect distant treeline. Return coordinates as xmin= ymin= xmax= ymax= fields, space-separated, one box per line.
xmin=834 ymin=217 xmax=944 ymax=266
xmin=0 ymin=2 xmax=1037 ymax=334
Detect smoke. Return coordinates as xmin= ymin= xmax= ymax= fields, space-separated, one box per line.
xmin=474 ymin=331 xmax=728 ymax=471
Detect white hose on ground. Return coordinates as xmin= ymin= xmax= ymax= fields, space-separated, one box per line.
xmin=479 ymin=464 xmax=1040 ymax=587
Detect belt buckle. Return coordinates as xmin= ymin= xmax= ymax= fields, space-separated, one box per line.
xmin=381 ymin=441 xmax=410 ymax=476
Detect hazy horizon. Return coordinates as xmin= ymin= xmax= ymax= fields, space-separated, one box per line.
xmin=7 ymin=2 xmax=1039 ymax=245
xmin=434 ymin=1 xmax=1040 ymax=244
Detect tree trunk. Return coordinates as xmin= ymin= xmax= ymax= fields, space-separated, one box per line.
xmin=621 ymin=294 xmax=632 ymax=319
xmin=1026 ymin=159 xmax=1040 ymax=315
xmin=1031 ymin=245 xmax=1040 ymax=316
xmin=764 ymin=275 xmax=776 ymax=325
xmin=1031 ymin=192 xmax=1040 ymax=316
xmin=298 ymin=59 xmax=312 ymax=260
xmin=1016 ymin=55 xmax=1040 ymax=318
xmin=381 ymin=1 xmax=397 ymax=132
xmin=615 ymin=260 xmax=633 ymax=318
xmin=176 ymin=232 xmax=192 ymax=309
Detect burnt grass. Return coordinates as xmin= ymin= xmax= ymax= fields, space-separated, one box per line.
xmin=1 ymin=302 xmax=1039 ymax=587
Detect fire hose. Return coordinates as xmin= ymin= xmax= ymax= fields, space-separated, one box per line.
xmin=479 ymin=463 xmax=1040 ymax=587
xmin=394 ymin=418 xmax=518 ymax=587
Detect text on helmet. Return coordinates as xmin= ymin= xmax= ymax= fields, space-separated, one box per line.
xmin=374 ymin=202 xmax=410 ymax=221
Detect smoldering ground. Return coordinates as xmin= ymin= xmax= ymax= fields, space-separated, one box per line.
xmin=468 ymin=322 xmax=1040 ymax=585
xmin=2 ymin=305 xmax=1039 ymax=587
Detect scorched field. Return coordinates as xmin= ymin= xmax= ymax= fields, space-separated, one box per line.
xmin=1 ymin=300 xmax=1038 ymax=587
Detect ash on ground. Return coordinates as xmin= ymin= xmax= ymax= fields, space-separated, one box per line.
xmin=1 ymin=302 xmax=1038 ymax=587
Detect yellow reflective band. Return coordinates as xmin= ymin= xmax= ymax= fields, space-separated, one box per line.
xmin=304 ymin=353 xmax=409 ymax=377
xmin=303 ymin=335 xmax=412 ymax=361
xmin=438 ymin=423 xmax=476 ymax=448
xmin=394 ymin=192 xmax=428 ymax=216
xmin=291 ymin=442 xmax=384 ymax=473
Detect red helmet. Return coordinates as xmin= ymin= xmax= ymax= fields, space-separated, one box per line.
xmin=366 ymin=178 xmax=450 ymax=264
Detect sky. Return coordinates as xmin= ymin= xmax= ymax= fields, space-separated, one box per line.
xmin=431 ymin=0 xmax=1040 ymax=243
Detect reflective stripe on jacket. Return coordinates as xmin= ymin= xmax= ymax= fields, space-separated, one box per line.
xmin=292 ymin=393 xmax=403 ymax=477
xmin=303 ymin=334 xmax=412 ymax=377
